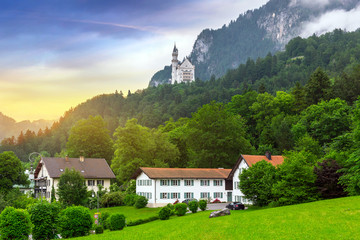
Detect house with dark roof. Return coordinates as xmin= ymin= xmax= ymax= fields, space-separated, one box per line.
xmin=34 ymin=156 xmax=116 ymax=199
xmin=133 ymin=153 xmax=284 ymax=207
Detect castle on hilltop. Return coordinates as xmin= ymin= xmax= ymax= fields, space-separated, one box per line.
xmin=171 ymin=44 xmax=195 ymax=84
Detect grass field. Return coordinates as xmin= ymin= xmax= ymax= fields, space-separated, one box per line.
xmin=77 ymin=196 xmax=360 ymax=240
xmin=89 ymin=206 xmax=160 ymax=222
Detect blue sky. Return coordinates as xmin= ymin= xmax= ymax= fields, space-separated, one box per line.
xmin=0 ymin=0 xmax=268 ymax=121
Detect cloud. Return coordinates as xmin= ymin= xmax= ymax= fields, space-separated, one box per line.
xmin=290 ymin=0 xmax=332 ymax=8
xmin=300 ymin=4 xmax=360 ymax=37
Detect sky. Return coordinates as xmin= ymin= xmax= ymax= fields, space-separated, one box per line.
xmin=0 ymin=0 xmax=268 ymax=121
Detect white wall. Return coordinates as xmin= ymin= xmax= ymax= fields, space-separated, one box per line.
xmin=136 ymin=172 xmax=228 ymax=205
xmin=232 ymin=160 xmax=252 ymax=204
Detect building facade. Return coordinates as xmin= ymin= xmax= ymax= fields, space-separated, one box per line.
xmin=34 ymin=156 xmax=116 ymax=200
xmin=134 ymin=153 xmax=284 ymax=207
xmin=171 ymin=44 xmax=195 ymax=84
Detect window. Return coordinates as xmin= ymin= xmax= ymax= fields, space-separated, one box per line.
xmin=160 ymin=193 xmax=170 ymax=199
xmin=160 ymin=180 xmax=170 ymax=186
xmin=235 ymin=195 xmax=242 ymax=202
xmin=184 ymin=180 xmax=194 ymax=186
xmin=171 ymin=192 xmax=180 ymax=199
xmin=88 ymin=180 xmax=95 ymax=186
xmin=200 ymin=180 xmax=210 ymax=186
xmin=200 ymin=192 xmax=210 ymax=198
xmin=234 ymin=181 xmax=240 ymax=190
xmin=184 ymin=192 xmax=193 ymax=199
xmin=213 ymin=192 xmax=223 ymax=199
xmin=171 ymin=180 xmax=180 ymax=186
xmin=137 ymin=179 xmax=152 ymax=186
xmin=213 ymin=180 xmax=223 ymax=186
xmin=137 ymin=192 xmax=152 ymax=199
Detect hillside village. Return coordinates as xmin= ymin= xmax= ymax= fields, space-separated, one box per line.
xmin=1 ymin=0 xmax=360 ymax=239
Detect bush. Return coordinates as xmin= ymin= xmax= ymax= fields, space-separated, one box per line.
xmin=127 ymin=216 xmax=159 ymax=226
xmin=28 ymin=201 xmax=61 ymax=240
xmin=174 ymin=203 xmax=187 ymax=216
xmin=166 ymin=203 xmax=175 ymax=215
xmin=124 ymin=194 xmax=137 ymax=206
xmin=199 ymin=200 xmax=207 ymax=211
xmin=212 ymin=198 xmax=221 ymax=203
xmin=188 ymin=200 xmax=198 ymax=213
xmin=101 ymin=191 xmax=125 ymax=207
xmin=95 ymin=225 xmax=104 ymax=234
xmin=109 ymin=213 xmax=126 ymax=231
xmin=99 ymin=212 xmax=110 ymax=229
xmin=0 ymin=206 xmax=31 ymax=240
xmin=134 ymin=195 xmax=148 ymax=208
xmin=159 ymin=206 xmax=172 ymax=220
xmin=57 ymin=206 xmax=93 ymax=238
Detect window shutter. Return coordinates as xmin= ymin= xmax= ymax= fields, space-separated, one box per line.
xmin=200 ymin=180 xmax=203 ymax=186
xmin=167 ymin=193 xmax=170 ymax=199
xmin=208 ymin=192 xmax=210 ymax=198
xmin=191 ymin=193 xmax=194 ymax=198
xmin=192 ymin=180 xmax=194 ymax=186
xmin=178 ymin=192 xmax=180 ymax=198
xmin=213 ymin=180 xmax=216 ymax=186
xmin=178 ymin=180 xmax=180 ymax=186
xmin=160 ymin=180 xmax=163 ymax=186
xmin=160 ymin=194 xmax=163 ymax=199
xmin=184 ymin=193 xmax=186 ymax=198
xmin=213 ymin=192 xmax=216 ymax=198
xmin=221 ymin=180 xmax=223 ymax=186
xmin=221 ymin=193 xmax=223 ymax=198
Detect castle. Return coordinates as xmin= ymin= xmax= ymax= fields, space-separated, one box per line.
xmin=171 ymin=44 xmax=195 ymax=84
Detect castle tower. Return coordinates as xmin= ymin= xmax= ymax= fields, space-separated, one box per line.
xmin=171 ymin=44 xmax=178 ymax=84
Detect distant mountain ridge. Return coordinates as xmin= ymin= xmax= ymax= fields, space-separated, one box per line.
xmin=0 ymin=112 xmax=54 ymax=141
xmin=149 ymin=0 xmax=359 ymax=86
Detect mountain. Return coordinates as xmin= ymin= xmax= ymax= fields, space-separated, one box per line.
xmin=149 ymin=0 xmax=359 ymax=86
xmin=0 ymin=112 xmax=54 ymax=141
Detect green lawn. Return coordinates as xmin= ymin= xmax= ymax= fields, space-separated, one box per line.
xmin=77 ymin=196 xmax=360 ymax=240
xmin=89 ymin=206 xmax=160 ymax=222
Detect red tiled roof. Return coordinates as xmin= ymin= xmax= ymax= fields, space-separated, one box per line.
xmin=242 ymin=155 xmax=284 ymax=167
xmin=138 ymin=167 xmax=231 ymax=179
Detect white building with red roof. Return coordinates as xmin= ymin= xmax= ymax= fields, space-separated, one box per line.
xmin=133 ymin=152 xmax=284 ymax=207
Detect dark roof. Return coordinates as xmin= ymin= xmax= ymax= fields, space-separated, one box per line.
xmin=34 ymin=157 xmax=116 ymax=179
xmin=227 ymin=154 xmax=284 ymax=180
xmin=132 ymin=167 xmax=231 ymax=179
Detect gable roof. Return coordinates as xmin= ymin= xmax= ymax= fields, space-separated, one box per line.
xmin=34 ymin=157 xmax=116 ymax=179
xmin=227 ymin=154 xmax=284 ymax=180
xmin=133 ymin=167 xmax=231 ymax=179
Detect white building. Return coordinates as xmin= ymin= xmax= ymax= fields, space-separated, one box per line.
xmin=171 ymin=44 xmax=195 ymax=84
xmin=133 ymin=153 xmax=284 ymax=207
xmin=34 ymin=156 xmax=116 ymax=200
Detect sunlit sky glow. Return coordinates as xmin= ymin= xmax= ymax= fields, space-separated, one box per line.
xmin=0 ymin=0 xmax=268 ymax=121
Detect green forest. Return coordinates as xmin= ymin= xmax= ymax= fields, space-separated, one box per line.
xmin=2 ymin=29 xmax=360 ymax=203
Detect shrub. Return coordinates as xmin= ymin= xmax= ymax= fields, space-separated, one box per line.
xmin=28 ymin=201 xmax=61 ymax=240
xmin=166 ymin=203 xmax=175 ymax=215
xmin=159 ymin=206 xmax=172 ymax=220
xmin=109 ymin=213 xmax=126 ymax=231
xmin=134 ymin=195 xmax=148 ymax=208
xmin=199 ymin=200 xmax=207 ymax=211
xmin=212 ymin=198 xmax=221 ymax=203
xmin=174 ymin=203 xmax=187 ymax=216
xmin=57 ymin=206 xmax=93 ymax=238
xmin=99 ymin=212 xmax=110 ymax=229
xmin=95 ymin=225 xmax=104 ymax=234
xmin=101 ymin=191 xmax=124 ymax=207
xmin=127 ymin=216 xmax=159 ymax=226
xmin=124 ymin=194 xmax=137 ymax=206
xmin=0 ymin=206 xmax=31 ymax=240
xmin=188 ymin=200 xmax=198 ymax=213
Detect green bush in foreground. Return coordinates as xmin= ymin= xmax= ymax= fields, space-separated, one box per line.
xmin=0 ymin=206 xmax=31 ymax=240
xmin=134 ymin=196 xmax=148 ymax=209
xmin=166 ymin=203 xmax=175 ymax=215
xmin=57 ymin=206 xmax=93 ymax=238
xmin=99 ymin=212 xmax=110 ymax=229
xmin=28 ymin=201 xmax=61 ymax=240
xmin=95 ymin=225 xmax=104 ymax=234
xmin=174 ymin=203 xmax=187 ymax=216
xmin=127 ymin=216 xmax=159 ymax=226
xmin=199 ymin=200 xmax=207 ymax=211
xmin=109 ymin=213 xmax=126 ymax=231
xmin=159 ymin=206 xmax=172 ymax=220
xmin=124 ymin=194 xmax=137 ymax=206
xmin=188 ymin=201 xmax=198 ymax=213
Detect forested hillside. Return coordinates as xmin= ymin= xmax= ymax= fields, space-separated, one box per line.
xmin=1 ymin=29 xmax=360 ymax=178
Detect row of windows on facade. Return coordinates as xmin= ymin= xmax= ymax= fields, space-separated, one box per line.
xmin=145 ymin=179 xmax=224 ymax=186
xmin=87 ymin=180 xmax=104 ymax=186
xmin=234 ymin=195 xmax=249 ymax=204
xmin=159 ymin=192 xmax=224 ymax=199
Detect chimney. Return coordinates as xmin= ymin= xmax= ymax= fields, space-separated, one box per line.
xmin=265 ymin=151 xmax=271 ymax=160
xmin=80 ymin=156 xmax=85 ymax=162
xmin=65 ymin=156 xmax=69 ymax=162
